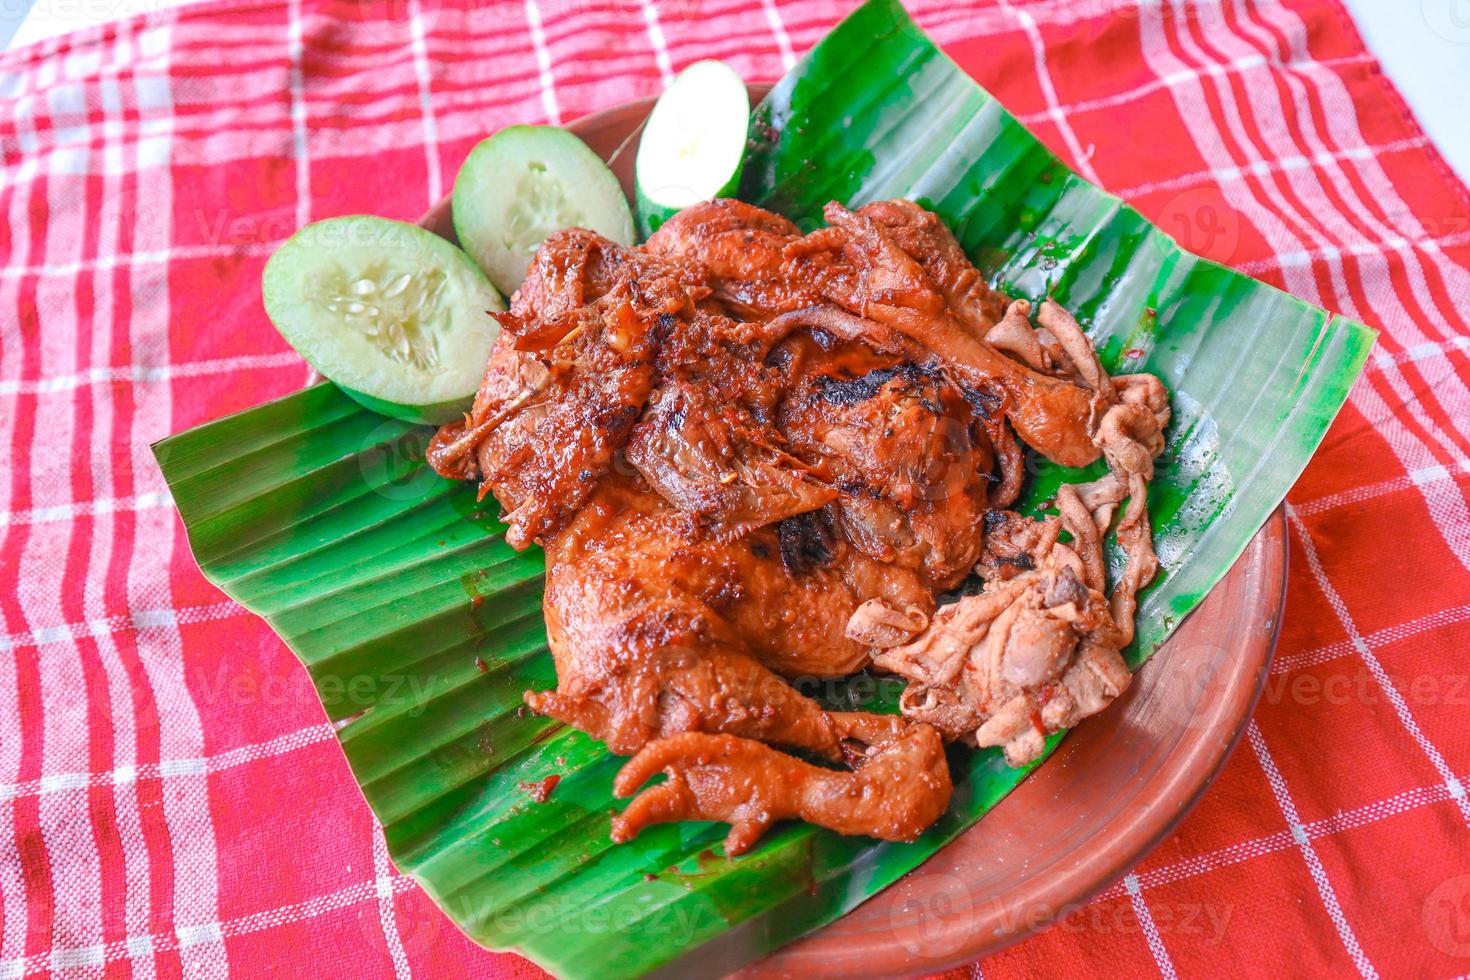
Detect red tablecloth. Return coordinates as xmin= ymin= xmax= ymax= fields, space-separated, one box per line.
xmin=2 ymin=0 xmax=1468 ymax=976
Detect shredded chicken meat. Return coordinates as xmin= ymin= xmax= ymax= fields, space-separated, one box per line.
xmin=429 ymin=198 xmax=1169 ymax=854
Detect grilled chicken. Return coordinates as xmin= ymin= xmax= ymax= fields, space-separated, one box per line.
xmin=430 ymin=199 xmax=1168 ymax=853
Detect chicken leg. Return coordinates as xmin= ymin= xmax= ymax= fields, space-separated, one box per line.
xmin=612 ymin=714 xmax=952 ymax=855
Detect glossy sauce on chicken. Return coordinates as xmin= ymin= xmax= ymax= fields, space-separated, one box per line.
xmin=429 ymin=199 xmax=1168 ymax=854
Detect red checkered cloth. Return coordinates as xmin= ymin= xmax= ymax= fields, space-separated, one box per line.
xmin=2 ymin=0 xmax=1468 ymax=975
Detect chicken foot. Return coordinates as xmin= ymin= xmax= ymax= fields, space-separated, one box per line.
xmin=611 ymin=714 xmax=952 ymax=855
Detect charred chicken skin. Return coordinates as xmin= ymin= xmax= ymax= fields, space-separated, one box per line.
xmin=429 ymin=198 xmax=1168 ymax=854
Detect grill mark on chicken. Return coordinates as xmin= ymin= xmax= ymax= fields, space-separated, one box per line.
xmin=812 ymin=362 xmax=933 ymax=407
xmin=957 ymin=380 xmax=1002 ymax=418
xmin=778 ymin=509 xmax=837 ymax=576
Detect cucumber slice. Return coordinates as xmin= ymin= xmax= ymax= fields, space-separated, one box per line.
xmin=262 ymin=215 xmax=504 ymax=425
xmin=453 ymin=125 xmax=634 ymax=296
xmin=635 ymin=60 xmax=750 ymax=238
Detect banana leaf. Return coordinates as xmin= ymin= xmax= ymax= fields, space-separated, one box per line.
xmin=152 ymin=1 xmax=1374 ymax=976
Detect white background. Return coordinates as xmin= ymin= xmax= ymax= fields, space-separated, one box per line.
xmin=3 ymin=0 xmax=1469 ymax=185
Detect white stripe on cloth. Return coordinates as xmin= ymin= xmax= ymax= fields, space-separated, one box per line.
xmin=0 ymin=16 xmax=46 ymax=958
xmin=89 ymin=645 xmax=158 ymax=980
xmin=627 ymin=26 xmax=785 ymax=79
xmin=1375 ymin=336 xmax=1470 ymax=369
xmin=0 ymin=241 xmax=278 ymax=280
xmin=1015 ymin=51 xmax=1375 ymax=130
xmin=287 ymin=0 xmax=310 ymax=229
xmin=407 ymin=0 xmax=443 ymax=206
xmin=0 ymin=600 xmax=246 ymax=654
xmin=0 ymin=724 xmax=336 ymax=804
xmin=1270 ymin=599 xmax=1470 ymax=675
xmin=913 ymin=0 xmax=1137 ymax=43
xmin=639 ymin=0 xmax=676 ymax=88
xmin=0 ymin=630 xmax=26 ymax=959
xmin=997 ymin=0 xmax=1102 ymax=186
xmin=0 ymin=490 xmax=171 ymax=529
xmin=1114 ymin=134 xmax=1430 ymax=200
xmin=760 ymin=0 xmax=797 ymax=71
xmin=127 ymin=320 xmax=232 ymax=973
xmin=1247 ymin=723 xmax=1378 ymax=978
xmin=1287 ymin=506 xmax=1470 ymax=823
xmin=112 ymin=33 xmax=229 ymax=966
xmin=0 ymin=873 xmax=419 ymax=978
xmin=1294 ymin=459 xmax=1470 ymax=518
xmin=87 ymin=24 xmax=158 ymax=978
xmin=0 ymin=350 xmax=304 ymax=398
xmin=373 ymin=826 xmax=413 ymax=979
xmin=23 ymin=21 xmax=118 ymax=968
xmin=524 ymin=0 xmax=562 ymax=126
xmin=1164 ymin=222 xmax=1470 ymax=295
xmin=0 ymin=656 xmax=25 ymax=963
xmin=1123 ymin=874 xmax=1178 ymax=979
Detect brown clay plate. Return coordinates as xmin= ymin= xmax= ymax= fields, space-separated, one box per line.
xmin=420 ymin=90 xmax=1287 ymax=976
